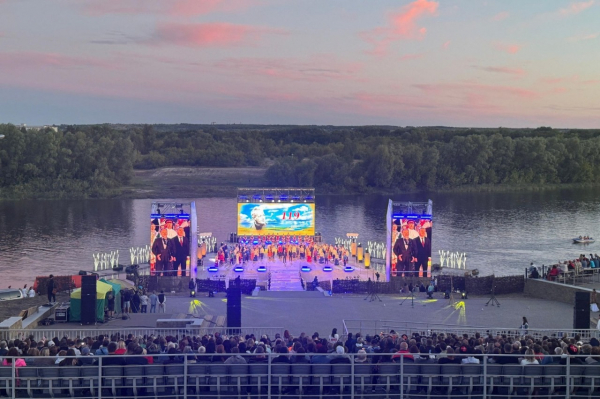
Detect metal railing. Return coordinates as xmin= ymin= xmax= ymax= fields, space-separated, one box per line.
xmin=0 ymin=353 xmax=598 ymax=398
xmin=0 ymin=327 xmax=284 ymax=342
xmin=343 ymin=319 xmax=600 ymax=340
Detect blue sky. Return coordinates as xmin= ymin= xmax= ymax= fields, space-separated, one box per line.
xmin=0 ymin=0 xmax=598 ymax=127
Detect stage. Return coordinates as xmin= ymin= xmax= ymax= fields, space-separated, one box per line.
xmin=196 ymin=251 xmax=379 ymax=291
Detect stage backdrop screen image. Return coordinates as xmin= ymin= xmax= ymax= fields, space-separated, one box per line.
xmin=237 ymin=203 xmax=315 ymax=236
xmin=390 ymin=217 xmax=432 ymax=274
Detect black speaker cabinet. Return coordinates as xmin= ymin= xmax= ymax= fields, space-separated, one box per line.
xmin=227 ymin=287 xmax=242 ymax=328
xmin=148 ymin=276 xmax=158 ymax=292
xmin=81 ymin=276 xmax=97 ymax=325
xmin=574 ymin=291 xmax=591 ymax=329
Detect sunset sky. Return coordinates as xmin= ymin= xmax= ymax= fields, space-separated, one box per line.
xmin=0 ymin=0 xmax=599 ymax=128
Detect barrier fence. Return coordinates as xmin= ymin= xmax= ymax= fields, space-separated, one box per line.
xmin=0 ymin=353 xmax=599 ymax=398
xmin=0 ymin=327 xmax=284 ymax=342
xmin=342 ymin=319 xmax=600 ymax=341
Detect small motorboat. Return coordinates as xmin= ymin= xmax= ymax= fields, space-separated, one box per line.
xmin=573 ymin=237 xmax=595 ymax=244
xmin=0 ymin=289 xmax=24 ymax=301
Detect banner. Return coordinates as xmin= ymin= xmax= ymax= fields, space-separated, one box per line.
xmin=237 ymin=203 xmax=315 ymax=236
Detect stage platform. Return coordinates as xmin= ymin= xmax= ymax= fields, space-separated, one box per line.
xmin=196 ymin=252 xmax=380 ymax=291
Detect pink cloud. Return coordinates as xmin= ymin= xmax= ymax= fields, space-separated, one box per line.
xmin=567 ymin=32 xmax=599 ymax=41
xmin=474 ymin=66 xmax=526 ymax=76
xmin=540 ymin=75 xmax=579 ymax=85
xmin=442 ymin=40 xmax=451 ymax=49
xmin=559 ymin=0 xmax=595 ymax=16
xmin=399 ymin=53 xmax=425 ymax=61
xmin=361 ymin=0 xmax=439 ymax=55
xmin=494 ymin=43 xmax=521 ymax=54
xmin=214 ymin=55 xmax=363 ymax=82
xmin=151 ymin=23 xmax=285 ymax=47
xmin=492 ymin=11 xmax=509 ymax=21
xmin=83 ymin=0 xmax=254 ymax=16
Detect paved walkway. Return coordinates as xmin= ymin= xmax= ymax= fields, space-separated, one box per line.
xmin=35 ymin=290 xmax=576 ymax=337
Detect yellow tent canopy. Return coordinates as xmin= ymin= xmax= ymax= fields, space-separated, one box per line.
xmin=71 ymin=280 xmax=113 ymax=300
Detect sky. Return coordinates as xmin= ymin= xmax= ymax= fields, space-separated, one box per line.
xmin=0 ymin=0 xmax=599 ymax=128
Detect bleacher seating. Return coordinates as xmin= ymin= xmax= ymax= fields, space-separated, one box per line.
xmin=0 ymin=358 xmax=599 ymax=398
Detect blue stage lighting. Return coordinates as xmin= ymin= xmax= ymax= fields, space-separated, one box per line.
xmin=279 ymin=195 xmax=288 ymax=201
xmin=234 ymin=266 xmax=244 ymax=272
xmin=257 ymin=266 xmax=267 ymax=272
xmin=208 ymin=266 xmax=218 ymax=272
xmin=252 ymin=194 xmax=262 ymax=201
xmin=323 ymin=266 xmax=333 ymax=272
xmin=301 ymin=266 xmax=311 ymax=272
xmin=305 ymin=195 xmax=314 ymax=201
xmin=344 ymin=266 xmax=355 ymax=272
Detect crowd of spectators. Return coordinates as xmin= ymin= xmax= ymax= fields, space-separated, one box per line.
xmin=1 ymin=328 xmax=600 ymax=367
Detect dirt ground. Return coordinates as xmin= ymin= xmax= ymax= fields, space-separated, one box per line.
xmin=124 ymin=167 xmax=268 ymax=198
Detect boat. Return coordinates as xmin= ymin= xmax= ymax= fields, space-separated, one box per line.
xmin=573 ymin=237 xmax=595 ymax=244
xmin=0 ymin=289 xmax=24 ymax=301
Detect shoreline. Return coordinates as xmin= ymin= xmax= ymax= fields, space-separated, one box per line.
xmin=2 ymin=166 xmax=600 ymax=200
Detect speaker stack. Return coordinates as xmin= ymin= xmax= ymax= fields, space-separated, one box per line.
xmin=573 ymin=291 xmax=591 ymax=329
xmin=227 ymin=285 xmax=242 ymax=334
xmin=81 ymin=275 xmax=97 ymax=325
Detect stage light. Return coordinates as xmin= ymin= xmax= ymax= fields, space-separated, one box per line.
xmin=301 ymin=266 xmax=311 ymax=272
xmin=323 ymin=266 xmax=333 ymax=272
xmin=190 ymin=290 xmax=196 ymax=297
xmin=257 ymin=266 xmax=267 ymax=272
xmin=305 ymin=195 xmax=314 ymax=202
xmin=462 ymin=292 xmax=468 ymax=299
xmin=292 ymin=196 xmax=300 ymax=201
xmin=344 ymin=266 xmax=355 ymax=272
xmin=280 ymin=195 xmax=288 ymax=201
xmin=234 ymin=266 xmax=244 ymax=272
xmin=208 ymin=266 xmax=218 ymax=272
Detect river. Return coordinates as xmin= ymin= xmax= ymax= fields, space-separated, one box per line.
xmin=2 ymin=188 xmax=599 ymax=287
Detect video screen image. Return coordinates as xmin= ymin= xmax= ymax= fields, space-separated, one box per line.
xmin=237 ymin=203 xmax=315 ymax=236
xmin=391 ymin=217 xmax=432 ymax=274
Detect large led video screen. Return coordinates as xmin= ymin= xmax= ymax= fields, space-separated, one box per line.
xmin=237 ymin=203 xmax=315 ymax=236
xmin=390 ymin=217 xmax=432 ymax=274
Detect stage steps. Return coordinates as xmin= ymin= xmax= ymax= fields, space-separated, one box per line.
xmin=259 ymin=291 xmax=324 ymax=298
xmin=269 ymin=268 xmax=305 ymax=291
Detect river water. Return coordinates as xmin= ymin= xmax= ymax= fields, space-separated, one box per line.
xmin=2 ymin=188 xmax=599 ymax=287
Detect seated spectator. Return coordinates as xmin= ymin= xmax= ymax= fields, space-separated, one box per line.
xmin=2 ymin=348 xmax=26 ymax=368
xmin=438 ymin=347 xmax=459 ymax=364
xmin=126 ymin=346 xmax=149 ymax=365
xmin=59 ymin=349 xmax=81 ymax=367
xmin=291 ymin=347 xmax=310 ymax=363
xmin=224 ymin=347 xmax=247 ymax=364
xmin=520 ymin=349 xmax=539 ymax=365
xmin=355 ymin=349 xmax=369 ymax=363
xmin=272 ymin=346 xmax=291 ymax=364
xmin=102 ymin=342 xmax=125 ymax=366
xmin=163 ymin=348 xmax=182 ymax=365
xmin=311 ymin=345 xmax=330 ymax=364
xmin=330 ymin=345 xmax=350 ymax=364
xmin=249 ymin=346 xmax=268 ymax=363
xmin=392 ymin=342 xmax=413 ymax=362
xmin=25 ymin=348 xmax=39 ymax=366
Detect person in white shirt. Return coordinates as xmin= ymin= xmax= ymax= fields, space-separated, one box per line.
xmin=28 ymin=287 xmax=35 ymax=298
xmin=140 ymin=293 xmax=149 ymax=313
xmin=520 ymin=349 xmax=539 ymax=365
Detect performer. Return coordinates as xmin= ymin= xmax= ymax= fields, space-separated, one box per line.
xmin=405 ymin=220 xmax=419 ymax=239
xmin=172 ymin=227 xmax=190 ymax=277
xmin=152 ymin=229 xmax=175 ymax=276
xmin=393 ymin=228 xmax=417 ymax=274
xmin=414 ymin=227 xmax=431 ymax=273
xmin=163 ymin=219 xmax=177 ymax=239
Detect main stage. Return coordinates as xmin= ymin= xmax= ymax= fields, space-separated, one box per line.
xmin=196 ymin=251 xmax=376 ymax=291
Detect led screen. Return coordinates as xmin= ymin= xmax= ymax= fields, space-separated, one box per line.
xmin=390 ymin=217 xmax=432 ymax=274
xmin=150 ymin=216 xmax=191 ymax=276
xmin=237 ymin=203 xmax=315 ymax=236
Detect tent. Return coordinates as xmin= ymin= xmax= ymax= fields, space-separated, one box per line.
xmin=69 ymin=280 xmax=113 ymax=322
xmin=100 ymin=279 xmax=122 ymax=316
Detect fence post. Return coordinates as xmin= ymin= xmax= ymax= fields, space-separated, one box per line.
xmin=483 ymin=354 xmax=487 ymax=399
xmin=11 ymin=360 xmax=15 ymax=399
xmin=98 ymin=355 xmax=103 ymax=399
xmin=267 ymin=353 xmax=272 ymax=398
xmin=184 ymin=355 xmax=188 ymax=399
xmin=566 ymin=356 xmax=571 ymax=398
xmin=350 ymin=354 xmax=355 ymax=399
xmin=400 ymin=353 xmax=404 ymax=399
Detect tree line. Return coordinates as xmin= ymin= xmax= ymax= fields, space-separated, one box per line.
xmin=1 ymin=123 xmax=600 ymax=198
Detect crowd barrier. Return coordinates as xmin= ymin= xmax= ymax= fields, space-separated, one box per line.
xmin=0 ymin=354 xmax=599 ymax=398
xmin=342 ymin=320 xmax=600 ymax=341
xmin=0 ymin=327 xmax=284 ymax=343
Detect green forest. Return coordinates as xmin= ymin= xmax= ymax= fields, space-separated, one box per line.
xmin=1 ymin=123 xmax=600 ymax=198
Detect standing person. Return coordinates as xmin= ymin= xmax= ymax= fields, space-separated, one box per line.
xmin=47 ymin=275 xmax=56 ymax=304
xmin=106 ymin=290 xmax=115 ymax=319
xmin=393 ymin=228 xmax=417 ymax=275
xmin=132 ymin=290 xmax=141 ymax=313
xmin=158 ymin=290 xmax=167 ymax=313
xmin=140 ymin=292 xmax=149 ymax=313
xmin=521 ymin=317 xmax=529 ymax=331
xmin=172 ymin=227 xmax=190 ymax=277
xmin=152 ymin=229 xmax=175 ymax=277
xmin=149 ymin=291 xmax=158 ymax=313
xmin=122 ymin=289 xmax=132 ymax=314
xmin=414 ymin=228 xmax=431 ymax=273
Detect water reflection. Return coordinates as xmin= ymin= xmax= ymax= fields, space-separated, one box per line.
xmin=2 ymin=188 xmax=600 ymax=287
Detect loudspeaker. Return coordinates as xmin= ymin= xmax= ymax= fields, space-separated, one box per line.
xmin=148 ymin=276 xmax=158 ymax=292
xmin=81 ymin=276 xmax=96 ymax=325
xmin=574 ymin=292 xmax=591 ymax=329
xmin=227 ymin=286 xmax=241 ymax=328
